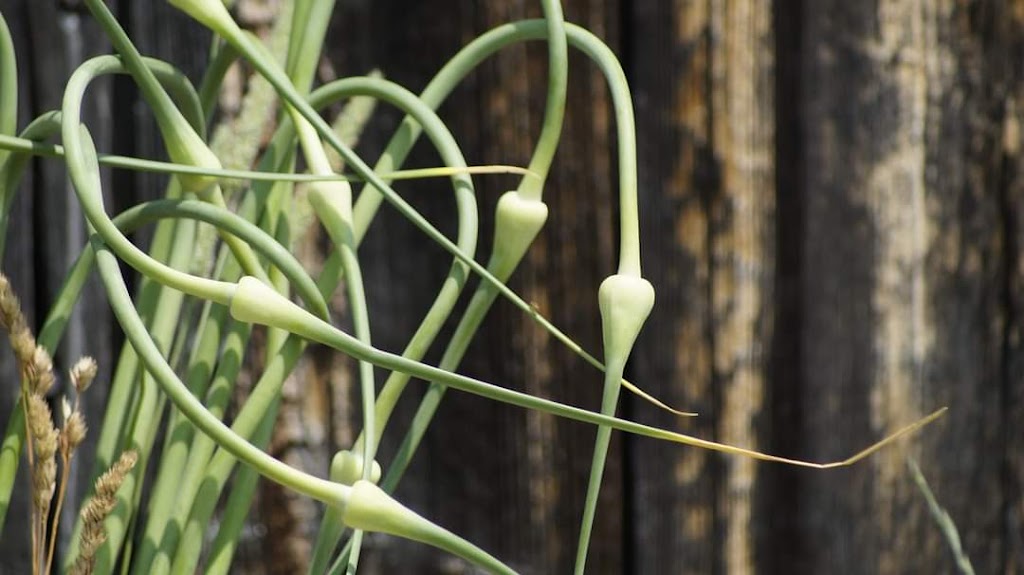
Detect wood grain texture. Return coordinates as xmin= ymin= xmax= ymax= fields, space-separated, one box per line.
xmin=1003 ymin=4 xmax=1024 ymax=573
xmin=0 ymin=0 xmax=1022 ymax=573
xmin=627 ymin=2 xmax=774 ymax=574
xmin=322 ymin=1 xmax=622 ymax=572
xmin=799 ymin=0 xmax=1007 ymax=572
xmin=0 ymin=3 xmax=38 ymax=572
xmin=0 ymin=0 xmax=116 ymax=570
xmin=627 ymin=1 xmax=718 ymax=573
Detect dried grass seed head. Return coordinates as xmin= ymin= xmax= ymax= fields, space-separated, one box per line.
xmin=27 ymin=346 xmax=55 ymax=395
xmin=70 ymin=356 xmax=98 ymax=393
xmin=64 ymin=410 xmax=88 ymax=450
xmin=73 ymin=450 xmax=139 ymax=575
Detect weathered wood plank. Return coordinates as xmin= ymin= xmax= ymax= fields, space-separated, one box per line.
xmin=799 ymin=1 xmax=1007 ymax=572
xmin=0 ymin=0 xmax=118 ymax=570
xmin=0 ymin=1 xmax=39 ymax=570
xmin=627 ymin=2 xmax=775 ymax=574
xmin=1 ymin=1 xmax=1020 ymax=573
xmin=1000 ymin=3 xmax=1024 ymax=573
xmin=627 ymin=1 xmax=718 ymax=573
xmin=317 ymin=1 xmax=625 ymax=572
xmin=708 ymin=3 xmax=775 ymax=573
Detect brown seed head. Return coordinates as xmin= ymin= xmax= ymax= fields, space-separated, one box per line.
xmin=72 ymin=450 xmax=138 ymax=575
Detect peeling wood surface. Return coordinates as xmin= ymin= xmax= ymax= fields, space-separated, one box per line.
xmin=1 ymin=0 xmax=1022 ymax=573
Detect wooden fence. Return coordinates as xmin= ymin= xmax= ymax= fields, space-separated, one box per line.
xmin=0 ymin=0 xmax=1020 ymax=573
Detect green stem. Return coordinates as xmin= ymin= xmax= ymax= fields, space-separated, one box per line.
xmin=519 ymin=0 xmax=567 ymax=200
xmin=61 ymin=117 xmax=348 ymax=512
xmin=83 ymin=0 xmax=268 ymax=281
xmin=93 ymin=368 xmax=167 ymax=574
xmin=0 ymin=10 xmax=15 ymax=144
xmin=16 ymin=191 xmax=322 ymax=571
xmin=315 ymin=76 xmax=479 ymax=455
xmin=178 ymin=14 xmax=586 ymax=366
xmin=285 ymin=0 xmax=336 ymax=95
xmin=0 ymin=117 xmax=63 ymax=536
xmin=60 ymin=57 xmax=328 ymax=319
xmin=0 ymin=51 xmax=205 ymax=537
xmin=63 ymin=58 xmax=233 ymax=304
xmin=202 ymin=400 xmax=280 ymax=575
xmin=60 ymin=119 xmax=344 ymax=569
xmin=370 ymin=18 xmax=656 ymax=498
xmin=122 ymin=199 xmax=327 ymax=318
xmin=292 ymin=107 xmax=377 ymax=573
xmin=0 ymin=9 xmax=19 ymax=250
xmin=232 ymin=277 xmax=947 ymax=468
xmin=0 ymin=400 xmax=22 ymax=538
xmin=172 ymin=74 xmax=481 ymax=574
xmin=134 ymin=177 xmax=268 ymax=575
xmin=308 ymin=453 xmax=355 ymax=575
xmin=344 ymin=19 xmax=674 ymax=425
xmin=162 ymin=6 xmax=332 ymax=564
xmin=166 ymin=157 xmax=305 ymax=575
xmin=198 ymin=40 xmax=238 ymax=119
xmin=89 ymin=234 xmax=347 ymax=501
xmin=0 ymin=133 xmax=532 ymax=185
xmin=573 ymin=362 xmax=624 ymax=574
xmin=298 ymin=74 xmax=477 ymax=572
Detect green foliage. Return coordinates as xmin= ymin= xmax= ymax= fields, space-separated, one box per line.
xmin=0 ymin=2 xmax=946 ymax=573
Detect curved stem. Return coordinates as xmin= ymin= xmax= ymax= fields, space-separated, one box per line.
xmin=345 ymin=19 xmax=683 ymax=415
xmin=312 ymin=76 xmax=479 ymax=452
xmin=289 ymin=88 xmax=378 ymax=571
xmin=181 ymin=15 xmax=604 ymax=384
xmin=84 ymin=0 xmax=269 ymax=281
xmin=369 ymin=18 xmax=689 ymax=503
xmin=308 ymin=76 xmax=479 ymax=572
xmin=63 ymin=58 xmax=235 ymax=304
xmin=60 ymin=64 xmax=346 ymax=511
xmin=0 ymin=54 xmax=206 ymax=534
xmin=291 ymin=114 xmax=377 ymax=484
xmin=0 ymin=49 xmax=203 ymax=255
xmin=121 ymin=199 xmax=328 ymax=319
xmin=90 ymin=234 xmax=348 ymax=502
xmin=151 ymin=145 xmax=301 ymax=575
xmin=0 ymin=9 xmax=18 ymax=251
xmin=233 ymin=277 xmax=949 ymax=469
xmin=174 ymin=74 xmax=482 ymax=575
xmin=57 ymin=46 xmax=228 ymax=574
xmin=2 ymin=182 xmax=362 ymax=516
xmin=519 ymin=0 xmax=567 ymax=200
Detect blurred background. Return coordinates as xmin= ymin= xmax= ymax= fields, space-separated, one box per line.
xmin=1 ymin=0 xmax=1020 ymax=573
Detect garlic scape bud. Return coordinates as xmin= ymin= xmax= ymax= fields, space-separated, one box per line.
xmin=597 ymin=273 xmax=655 ymax=369
xmin=332 ymin=449 xmax=381 ymax=486
xmin=343 ymin=481 xmax=516 ymax=575
xmin=489 ymin=190 xmax=548 ymax=279
xmin=167 ymin=0 xmax=236 ymax=38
